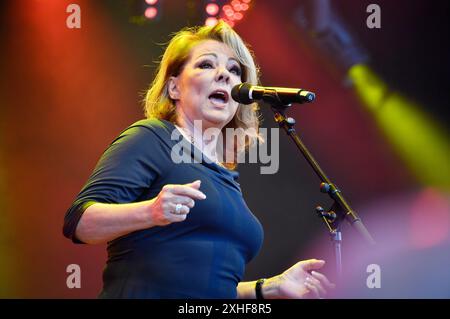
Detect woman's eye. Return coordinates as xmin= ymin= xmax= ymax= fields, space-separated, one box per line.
xmin=230 ymin=66 xmax=242 ymax=76
xmin=199 ymin=62 xmax=213 ymax=69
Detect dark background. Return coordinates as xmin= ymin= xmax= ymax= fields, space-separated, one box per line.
xmin=1 ymin=0 xmax=449 ymax=298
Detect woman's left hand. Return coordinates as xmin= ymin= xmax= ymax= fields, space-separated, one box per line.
xmin=265 ymin=259 xmax=335 ymax=299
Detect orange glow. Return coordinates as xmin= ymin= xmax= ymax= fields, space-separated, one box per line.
xmin=3 ymin=0 xmax=140 ymax=297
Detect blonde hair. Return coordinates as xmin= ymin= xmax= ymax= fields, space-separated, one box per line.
xmin=143 ymin=20 xmax=263 ymax=170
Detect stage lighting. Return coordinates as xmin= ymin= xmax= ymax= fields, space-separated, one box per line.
xmin=144 ymin=0 xmax=160 ymax=21
xmin=144 ymin=7 xmax=158 ymax=19
xmin=294 ymin=0 xmax=368 ymax=73
xmin=206 ymin=3 xmax=220 ymax=16
xmin=220 ymin=0 xmax=252 ymax=27
xmin=205 ymin=17 xmax=219 ymax=27
xmin=294 ymin=0 xmax=449 ymax=191
xmin=349 ymin=64 xmax=450 ymax=191
xmin=204 ymin=1 xmax=222 ymax=26
xmin=129 ymin=0 xmax=161 ymax=25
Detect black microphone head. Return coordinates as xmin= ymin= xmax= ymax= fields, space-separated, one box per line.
xmin=298 ymin=90 xmax=316 ymax=103
xmin=231 ymin=83 xmax=253 ymax=105
xmin=306 ymin=92 xmax=315 ymax=102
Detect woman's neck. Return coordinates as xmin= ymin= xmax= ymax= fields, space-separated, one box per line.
xmin=175 ymin=114 xmax=221 ymax=163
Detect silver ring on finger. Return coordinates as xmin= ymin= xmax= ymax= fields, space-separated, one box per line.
xmin=174 ymin=203 xmax=183 ymax=215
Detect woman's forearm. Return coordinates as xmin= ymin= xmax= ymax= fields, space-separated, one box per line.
xmin=74 ymin=181 xmax=205 ymax=245
xmin=75 ymin=200 xmax=154 ymax=245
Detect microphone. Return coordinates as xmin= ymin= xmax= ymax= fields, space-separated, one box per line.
xmin=231 ymin=83 xmax=316 ymax=106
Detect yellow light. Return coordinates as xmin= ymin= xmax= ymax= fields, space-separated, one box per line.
xmin=348 ymin=64 xmax=450 ymax=192
xmin=348 ymin=64 xmax=388 ymax=111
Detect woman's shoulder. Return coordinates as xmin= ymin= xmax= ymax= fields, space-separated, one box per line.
xmin=114 ymin=118 xmax=176 ymax=140
xmin=128 ymin=118 xmax=175 ymax=133
xmin=100 ymin=118 xmax=176 ymax=163
xmin=108 ymin=118 xmax=176 ymax=150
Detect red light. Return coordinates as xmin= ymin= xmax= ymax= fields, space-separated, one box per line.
xmin=233 ymin=4 xmax=242 ymax=11
xmin=206 ymin=3 xmax=220 ymax=16
xmin=145 ymin=0 xmax=158 ymax=5
xmin=205 ymin=17 xmax=218 ymax=26
xmin=225 ymin=20 xmax=235 ymax=27
xmin=233 ymin=12 xmax=243 ymax=20
xmin=145 ymin=7 xmax=158 ymax=19
xmin=222 ymin=1 xmax=248 ymax=25
xmin=225 ymin=9 xmax=234 ymax=17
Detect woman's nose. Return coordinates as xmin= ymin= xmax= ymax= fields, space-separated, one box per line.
xmin=215 ymin=67 xmax=230 ymax=83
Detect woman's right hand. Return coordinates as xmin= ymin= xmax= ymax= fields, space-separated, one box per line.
xmin=148 ymin=180 xmax=206 ymax=226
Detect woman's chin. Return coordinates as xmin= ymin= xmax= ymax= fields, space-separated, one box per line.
xmin=201 ymin=112 xmax=233 ymax=128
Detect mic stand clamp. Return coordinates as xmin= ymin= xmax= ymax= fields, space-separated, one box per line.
xmin=316 ymin=202 xmax=342 ymax=279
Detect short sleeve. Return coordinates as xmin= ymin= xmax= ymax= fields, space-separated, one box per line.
xmin=63 ymin=125 xmax=166 ymax=243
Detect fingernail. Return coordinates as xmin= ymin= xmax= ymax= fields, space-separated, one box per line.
xmin=200 ymin=193 xmax=206 ymax=199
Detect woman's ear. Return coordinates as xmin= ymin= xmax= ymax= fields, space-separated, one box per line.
xmin=168 ymin=76 xmax=180 ymax=100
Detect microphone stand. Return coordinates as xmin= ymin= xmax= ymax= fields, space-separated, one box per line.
xmin=267 ymin=97 xmax=375 ymax=279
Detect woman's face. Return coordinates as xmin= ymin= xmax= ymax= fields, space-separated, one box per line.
xmin=169 ymin=40 xmax=243 ymax=130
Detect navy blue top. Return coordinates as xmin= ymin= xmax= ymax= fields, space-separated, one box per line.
xmin=63 ymin=119 xmax=264 ymax=298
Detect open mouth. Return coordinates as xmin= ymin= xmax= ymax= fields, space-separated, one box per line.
xmin=208 ymin=90 xmax=229 ymax=105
